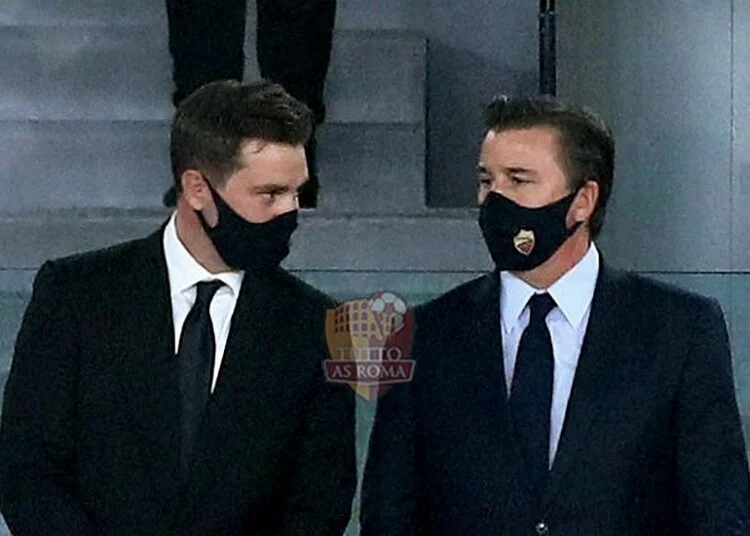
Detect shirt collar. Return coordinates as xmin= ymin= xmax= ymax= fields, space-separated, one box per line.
xmin=500 ymin=243 xmax=600 ymax=333
xmin=163 ymin=212 xmax=244 ymax=298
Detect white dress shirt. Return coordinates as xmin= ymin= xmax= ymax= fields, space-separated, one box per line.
xmin=500 ymin=244 xmax=600 ymax=467
xmin=163 ymin=213 xmax=244 ymax=392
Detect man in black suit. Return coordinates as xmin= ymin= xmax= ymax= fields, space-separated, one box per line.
xmin=0 ymin=80 xmax=355 ymax=536
xmin=361 ymin=96 xmax=750 ymax=535
xmin=164 ymin=0 xmax=337 ymax=207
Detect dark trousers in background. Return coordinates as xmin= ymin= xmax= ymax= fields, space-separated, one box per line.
xmin=165 ymin=0 xmax=337 ymax=205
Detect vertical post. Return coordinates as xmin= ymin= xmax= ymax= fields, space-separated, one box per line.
xmin=539 ymin=0 xmax=556 ymax=95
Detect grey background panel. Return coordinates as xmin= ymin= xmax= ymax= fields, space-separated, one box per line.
xmin=316 ymin=123 xmax=426 ymax=214
xmin=323 ymin=32 xmax=426 ymax=125
xmin=0 ymin=270 xmax=35 ymax=294
xmin=0 ymin=293 xmax=26 ymax=375
xmin=0 ymin=121 xmax=172 ymax=212
xmin=336 ymin=0 xmax=427 ymax=30
xmin=1 ymin=27 xmax=425 ymax=126
xmin=0 ymin=0 xmax=166 ymax=27
xmin=559 ymin=0 xmax=733 ymax=272
xmin=733 ymin=0 xmax=750 ymax=271
xmin=0 ymin=26 xmax=173 ymax=121
xmin=0 ymin=0 xmax=424 ymax=31
xmin=730 ymin=275 xmax=750 ymax=416
xmin=425 ymin=0 xmax=538 ymax=207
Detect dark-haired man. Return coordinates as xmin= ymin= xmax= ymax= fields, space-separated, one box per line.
xmin=362 ymin=96 xmax=750 ymax=535
xmin=0 ymin=80 xmax=355 ymax=536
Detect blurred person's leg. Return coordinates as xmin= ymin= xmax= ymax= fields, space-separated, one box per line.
xmin=166 ymin=0 xmax=248 ymax=106
xmin=163 ymin=0 xmax=248 ymax=206
xmin=256 ymin=0 xmax=337 ymax=208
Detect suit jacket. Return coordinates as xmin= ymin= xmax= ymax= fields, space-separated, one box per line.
xmin=362 ymin=264 xmax=750 ymax=535
xmin=0 ymin=226 xmax=356 ymax=536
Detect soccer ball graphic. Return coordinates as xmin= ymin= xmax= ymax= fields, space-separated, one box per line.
xmin=368 ymin=291 xmax=407 ymax=337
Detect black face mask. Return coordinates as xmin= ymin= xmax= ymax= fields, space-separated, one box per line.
xmin=478 ymin=190 xmax=582 ymax=271
xmin=195 ymin=179 xmax=298 ymax=272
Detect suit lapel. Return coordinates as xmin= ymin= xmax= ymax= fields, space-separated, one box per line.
xmin=470 ymin=271 xmax=510 ymax=404
xmin=128 ymin=225 xmax=181 ymax=432
xmin=112 ymin=225 xmax=183 ymax=508
xmin=461 ymin=273 xmax=518 ymax=460
xmin=541 ymin=264 xmax=635 ymax=508
xmin=209 ymin=268 xmax=283 ymax=402
xmin=129 ymin=226 xmax=175 ymax=369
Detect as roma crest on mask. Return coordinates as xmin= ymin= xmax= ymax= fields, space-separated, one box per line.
xmin=513 ymin=229 xmax=535 ymax=256
xmin=324 ymin=292 xmax=415 ymax=401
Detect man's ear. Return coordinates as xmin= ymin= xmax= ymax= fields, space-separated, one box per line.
xmin=181 ymin=170 xmax=212 ymax=211
xmin=568 ymin=180 xmax=599 ymax=227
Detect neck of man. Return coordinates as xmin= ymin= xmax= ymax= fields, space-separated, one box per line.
xmin=174 ymin=201 xmax=233 ymax=274
xmin=511 ymin=226 xmax=592 ymax=290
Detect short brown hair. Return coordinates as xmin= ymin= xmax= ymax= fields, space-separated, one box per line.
xmin=170 ymin=79 xmax=314 ymax=190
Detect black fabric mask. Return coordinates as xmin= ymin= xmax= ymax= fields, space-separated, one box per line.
xmin=195 ymin=179 xmax=298 ymax=272
xmin=478 ymin=190 xmax=582 ymax=271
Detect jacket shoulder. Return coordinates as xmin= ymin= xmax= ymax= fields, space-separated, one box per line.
xmin=271 ymin=268 xmax=337 ymax=310
xmin=415 ymin=273 xmax=495 ymax=318
xmin=35 ymin=232 xmax=160 ymax=288
xmin=620 ymin=270 xmax=720 ymax=314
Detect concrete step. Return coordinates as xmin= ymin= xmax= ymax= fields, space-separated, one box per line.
xmin=0 ymin=26 xmax=426 ymax=125
xmin=1 ymin=0 xmax=424 ymax=30
xmin=317 ymin=123 xmax=425 ymax=213
xmin=0 ymin=120 xmax=424 ymax=213
xmin=0 ymin=0 xmax=166 ymax=27
xmin=0 ymin=209 xmax=491 ymax=272
xmin=0 ymin=120 xmax=172 ymax=212
xmin=311 ymin=30 xmax=426 ymax=125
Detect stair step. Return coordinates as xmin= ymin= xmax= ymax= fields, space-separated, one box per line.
xmin=309 ymin=31 xmax=426 ymax=125
xmin=0 ymin=120 xmax=424 ymax=213
xmin=1 ymin=0 xmax=422 ymax=30
xmin=0 ymin=210 xmax=491 ymax=272
xmin=0 ymin=26 xmax=425 ymax=125
xmin=0 ymin=0 xmax=166 ymax=27
xmin=336 ymin=0 xmax=426 ymax=30
xmin=317 ymin=123 xmax=425 ymax=213
xmin=0 ymin=120 xmax=172 ymax=211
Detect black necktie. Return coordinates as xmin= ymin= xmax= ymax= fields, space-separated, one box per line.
xmin=178 ymin=280 xmax=223 ymax=475
xmin=510 ymin=292 xmax=557 ymax=499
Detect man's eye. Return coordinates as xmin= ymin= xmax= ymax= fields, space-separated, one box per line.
xmin=261 ymin=192 xmax=279 ymax=202
xmin=510 ymin=176 xmax=529 ymax=184
xmin=477 ymin=177 xmax=492 ymax=188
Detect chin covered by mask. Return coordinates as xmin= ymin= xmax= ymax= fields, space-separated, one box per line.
xmin=195 ymin=179 xmax=298 ymax=272
xmin=478 ymin=190 xmax=582 ymax=272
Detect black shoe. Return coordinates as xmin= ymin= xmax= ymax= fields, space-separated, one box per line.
xmin=163 ymin=186 xmax=178 ymax=208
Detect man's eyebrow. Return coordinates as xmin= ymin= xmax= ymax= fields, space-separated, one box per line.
xmin=251 ymin=183 xmax=290 ymax=193
xmin=504 ymin=166 xmax=538 ymax=176
xmin=476 ymin=164 xmax=489 ymax=174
